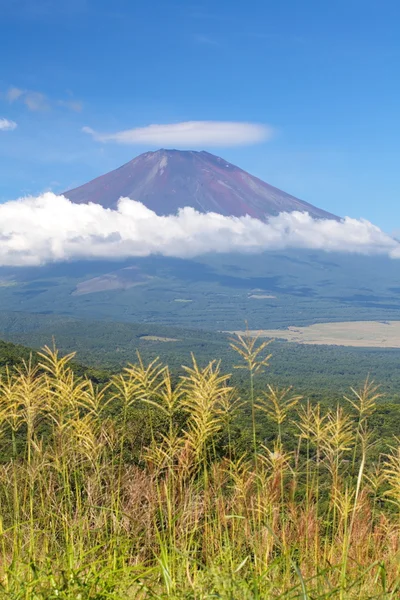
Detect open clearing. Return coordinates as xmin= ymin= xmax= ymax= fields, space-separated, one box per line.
xmin=139 ymin=335 xmax=179 ymax=342
xmin=232 ymin=321 xmax=400 ymax=348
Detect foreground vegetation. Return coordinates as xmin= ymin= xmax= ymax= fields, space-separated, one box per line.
xmin=0 ymin=337 xmax=400 ymax=598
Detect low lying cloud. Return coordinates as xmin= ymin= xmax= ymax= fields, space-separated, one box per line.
xmin=0 ymin=193 xmax=398 ymax=267
xmin=0 ymin=118 xmax=17 ymax=131
xmin=82 ymin=120 xmax=272 ymax=147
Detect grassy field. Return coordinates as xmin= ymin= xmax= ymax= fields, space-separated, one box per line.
xmin=235 ymin=320 xmax=400 ymax=348
xmin=0 ymin=337 xmax=399 ymax=598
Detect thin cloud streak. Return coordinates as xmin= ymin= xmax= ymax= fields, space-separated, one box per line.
xmin=82 ymin=120 xmax=273 ymax=147
xmin=193 ymin=34 xmax=220 ymax=46
xmin=0 ymin=193 xmax=398 ymax=267
xmin=5 ymin=86 xmax=82 ymax=112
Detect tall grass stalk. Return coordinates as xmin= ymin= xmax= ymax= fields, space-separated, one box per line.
xmin=0 ymin=345 xmax=399 ymax=598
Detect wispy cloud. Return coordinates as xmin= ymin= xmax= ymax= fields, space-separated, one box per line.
xmin=5 ymin=86 xmax=82 ymax=112
xmin=1 ymin=0 xmax=88 ymax=20
xmin=24 ymin=91 xmax=49 ymax=112
xmin=190 ymin=10 xmax=233 ymax=22
xmin=0 ymin=118 xmax=17 ymax=131
xmin=57 ymin=99 xmax=83 ymax=112
xmin=6 ymin=87 xmax=24 ymax=102
xmin=193 ymin=34 xmax=220 ymax=46
xmin=83 ymin=121 xmax=273 ymax=148
xmin=6 ymin=87 xmax=49 ymax=111
xmin=0 ymin=193 xmax=398 ymax=267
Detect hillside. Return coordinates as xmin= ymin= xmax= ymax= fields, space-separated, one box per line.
xmin=0 ymin=335 xmax=110 ymax=383
xmin=0 ymin=251 xmax=400 ymax=333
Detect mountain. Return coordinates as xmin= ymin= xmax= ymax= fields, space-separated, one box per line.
xmin=64 ymin=149 xmax=337 ymax=220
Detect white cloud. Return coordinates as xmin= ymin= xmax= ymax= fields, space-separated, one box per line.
xmin=0 ymin=193 xmax=398 ymax=267
xmin=0 ymin=118 xmax=17 ymax=131
xmin=82 ymin=120 xmax=272 ymax=147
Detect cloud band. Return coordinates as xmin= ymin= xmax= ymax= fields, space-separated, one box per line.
xmin=82 ymin=120 xmax=272 ymax=147
xmin=0 ymin=193 xmax=397 ymax=266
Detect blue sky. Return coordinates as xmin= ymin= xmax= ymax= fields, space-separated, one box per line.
xmin=0 ymin=0 xmax=399 ymax=230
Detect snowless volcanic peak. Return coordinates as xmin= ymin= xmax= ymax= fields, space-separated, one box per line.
xmin=64 ymin=149 xmax=338 ymax=220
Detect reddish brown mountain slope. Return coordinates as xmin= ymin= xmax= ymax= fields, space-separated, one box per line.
xmin=64 ymin=149 xmax=337 ymax=220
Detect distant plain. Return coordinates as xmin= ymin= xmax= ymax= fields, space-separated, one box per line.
xmin=234 ymin=320 xmax=400 ymax=347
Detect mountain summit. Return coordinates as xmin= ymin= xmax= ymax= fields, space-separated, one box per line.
xmin=64 ymin=149 xmax=337 ymax=220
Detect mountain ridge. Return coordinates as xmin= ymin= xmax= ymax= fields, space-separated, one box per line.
xmin=64 ymin=149 xmax=338 ymax=221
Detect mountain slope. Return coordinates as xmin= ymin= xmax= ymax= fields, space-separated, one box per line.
xmin=64 ymin=149 xmax=337 ymax=220
xmin=1 ymin=250 xmax=400 ymax=332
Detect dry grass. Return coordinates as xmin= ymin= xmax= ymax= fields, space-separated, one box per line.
xmin=0 ymin=340 xmax=399 ymax=598
xmin=233 ymin=320 xmax=400 ymax=348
